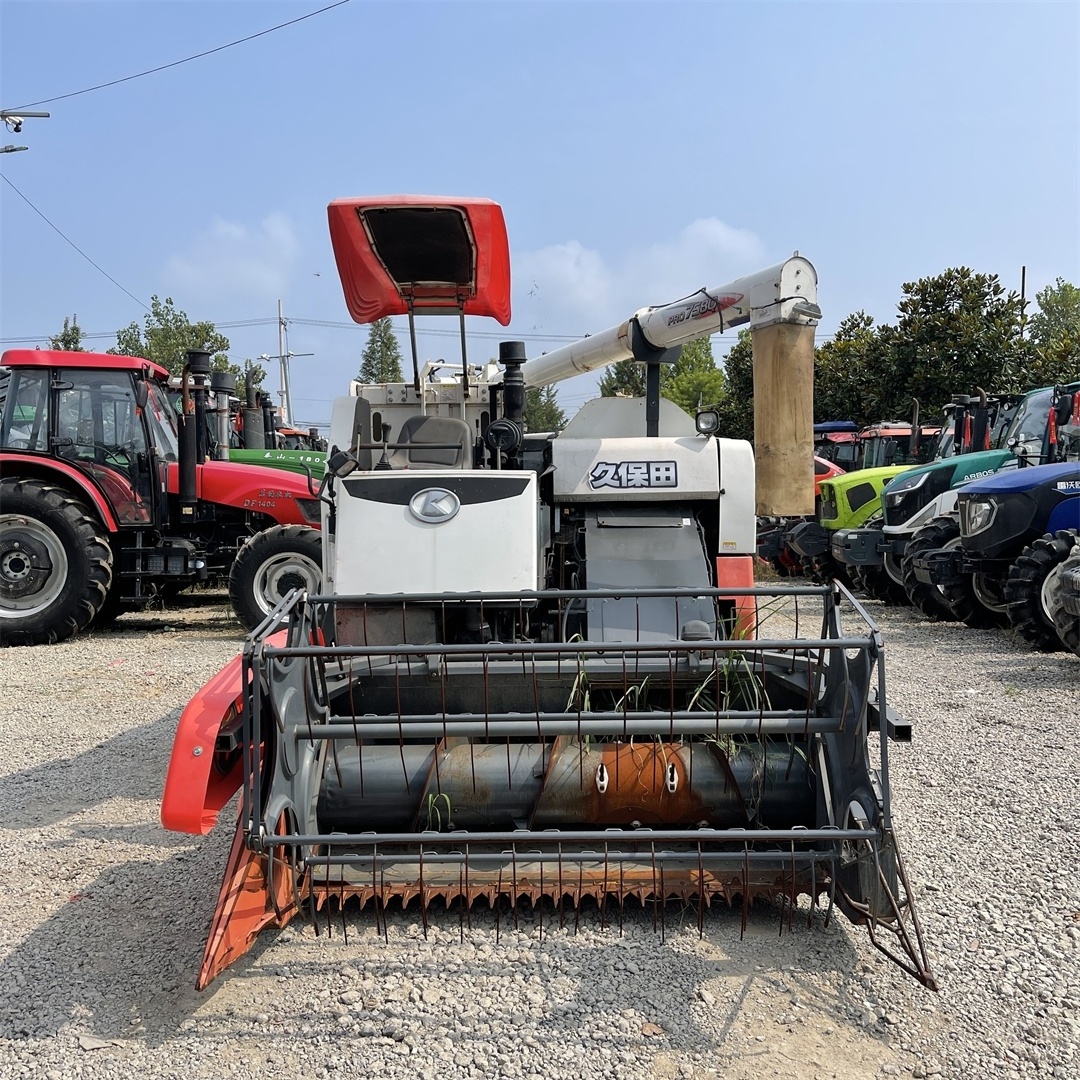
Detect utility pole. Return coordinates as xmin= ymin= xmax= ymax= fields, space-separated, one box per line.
xmin=260 ymin=304 xmax=313 ymax=429
xmin=278 ymin=299 xmax=291 ymax=425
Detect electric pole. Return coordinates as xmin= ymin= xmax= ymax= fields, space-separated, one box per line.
xmin=260 ymin=302 xmax=313 ymax=428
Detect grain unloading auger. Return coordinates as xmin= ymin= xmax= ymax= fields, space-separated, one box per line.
xmin=162 ymin=196 xmax=935 ymax=990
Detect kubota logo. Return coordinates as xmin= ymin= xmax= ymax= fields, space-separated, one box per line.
xmin=409 ymin=488 xmax=461 ymax=523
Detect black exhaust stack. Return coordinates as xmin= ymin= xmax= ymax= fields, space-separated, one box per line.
xmin=242 ymin=368 xmax=265 ymax=449
xmin=259 ymin=392 xmax=277 ymax=450
xmin=484 ymin=341 xmax=527 ymax=468
xmin=179 ymin=349 xmax=211 ymax=518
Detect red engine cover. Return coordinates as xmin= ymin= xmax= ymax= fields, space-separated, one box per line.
xmin=167 ymin=461 xmax=314 ymax=524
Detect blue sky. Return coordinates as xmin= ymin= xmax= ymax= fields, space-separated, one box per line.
xmin=1 ymin=0 xmax=1077 ymax=427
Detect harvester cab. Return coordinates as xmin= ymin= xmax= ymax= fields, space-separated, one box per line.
xmin=161 ymin=196 xmax=935 ymax=992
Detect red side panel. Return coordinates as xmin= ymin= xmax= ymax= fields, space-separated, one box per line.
xmin=197 ymin=816 xmax=301 ymax=990
xmin=716 ymin=555 xmax=756 ymax=639
xmin=166 ymin=461 xmax=314 ymax=525
xmin=162 ymin=631 xmax=287 ymax=835
xmin=328 ymin=195 xmax=512 ymax=326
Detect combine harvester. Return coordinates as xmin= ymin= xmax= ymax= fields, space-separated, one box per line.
xmin=162 ymin=196 xmax=935 ymax=991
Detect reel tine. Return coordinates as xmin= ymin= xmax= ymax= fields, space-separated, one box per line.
xmin=495 ymin=865 xmax=504 ymax=945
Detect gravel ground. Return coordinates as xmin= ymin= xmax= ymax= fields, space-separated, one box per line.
xmin=0 ymin=591 xmax=1077 ymax=1080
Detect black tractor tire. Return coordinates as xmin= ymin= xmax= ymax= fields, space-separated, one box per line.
xmin=851 ymin=564 xmax=909 ymax=605
xmin=944 ymin=571 xmax=1011 ymax=630
xmin=229 ymin=524 xmax=323 ymax=634
xmin=0 ymin=478 xmax=113 ymax=646
xmin=1004 ymin=530 xmax=1079 ymax=652
xmin=1047 ymin=546 xmax=1080 ymax=656
xmin=809 ymin=552 xmax=852 ymax=588
xmin=902 ymin=518 xmax=961 ymax=621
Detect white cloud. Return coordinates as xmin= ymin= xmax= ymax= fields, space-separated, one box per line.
xmin=163 ymin=212 xmax=298 ymax=305
xmin=513 ymin=217 xmax=766 ymax=337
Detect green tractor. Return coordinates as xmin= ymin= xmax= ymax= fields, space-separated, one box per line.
xmin=786 ymin=416 xmax=943 ymax=585
xmin=830 ymin=391 xmax=1023 ymax=610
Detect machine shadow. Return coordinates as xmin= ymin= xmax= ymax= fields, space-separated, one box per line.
xmin=0 ymin=710 xmax=184 ymax=830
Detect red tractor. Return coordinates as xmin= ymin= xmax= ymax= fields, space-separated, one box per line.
xmin=0 ymin=348 xmax=322 ymax=645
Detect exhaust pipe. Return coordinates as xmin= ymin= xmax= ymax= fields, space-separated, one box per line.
xmin=179 ymin=350 xmax=212 ymax=517
xmin=209 ymin=371 xmax=236 ymax=461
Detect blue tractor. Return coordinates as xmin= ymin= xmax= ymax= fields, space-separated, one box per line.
xmin=902 ymin=382 xmax=1080 ymax=635
xmin=911 ymin=384 xmax=1080 ymax=649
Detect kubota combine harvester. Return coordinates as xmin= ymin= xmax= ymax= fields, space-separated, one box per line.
xmin=162 ymin=196 xmax=935 ymax=991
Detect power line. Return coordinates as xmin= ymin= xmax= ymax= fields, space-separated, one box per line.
xmin=0 ymin=172 xmax=150 ymax=310
xmin=5 ymin=1 xmax=352 ymax=110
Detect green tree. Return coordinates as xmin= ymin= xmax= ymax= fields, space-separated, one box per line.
xmin=523 ymin=385 xmax=566 ymax=432
xmin=712 ymin=329 xmax=755 ymax=443
xmin=883 ymin=267 xmax=1030 ymax=415
xmin=662 ymin=337 xmax=724 ymax=414
xmin=813 ymin=311 xmax=884 ymax=424
xmin=358 ymin=318 xmax=404 ymax=383
xmin=598 ymin=338 xmax=723 ymax=415
xmin=1027 ymin=277 xmax=1080 ymax=385
xmin=598 ymin=358 xmax=647 ymax=398
xmin=48 ymin=314 xmax=86 ymax=351
xmin=108 ymin=295 xmax=262 ymax=385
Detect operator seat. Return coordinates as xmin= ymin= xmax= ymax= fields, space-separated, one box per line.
xmin=387 ymin=415 xmax=473 ymax=469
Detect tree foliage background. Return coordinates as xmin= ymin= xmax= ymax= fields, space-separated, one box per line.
xmin=108 ymin=295 xmax=264 ymax=388
xmin=713 ymin=269 xmax=1079 ymax=443
xmin=598 ymin=338 xmax=724 ymax=413
xmin=358 ymin=318 xmax=405 ymax=383
xmin=48 ymin=314 xmax=86 ymax=351
xmin=523 ymin=385 xmax=566 ymax=432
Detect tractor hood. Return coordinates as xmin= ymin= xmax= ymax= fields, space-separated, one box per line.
xmin=957 ymin=460 xmax=1080 ymax=497
xmin=166 ymin=461 xmax=320 ymax=525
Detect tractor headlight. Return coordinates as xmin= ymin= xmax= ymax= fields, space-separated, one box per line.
xmin=964 ymin=498 xmax=997 ymax=535
xmin=884 ymin=471 xmax=927 ymax=507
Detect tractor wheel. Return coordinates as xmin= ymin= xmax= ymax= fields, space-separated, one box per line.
xmin=0 ymin=478 xmax=113 ymax=646
xmin=902 ymin=519 xmax=959 ymax=621
xmin=1003 ymin=530 xmax=1079 ymax=652
xmin=1047 ymin=547 xmax=1080 ymax=656
xmin=809 ymin=552 xmax=852 ymax=588
xmin=944 ymin=570 xmax=1010 ymax=630
xmin=852 ymin=564 xmax=909 ymax=605
xmin=92 ymin=584 xmax=128 ymax=628
xmin=229 ymin=524 xmax=323 ymax=633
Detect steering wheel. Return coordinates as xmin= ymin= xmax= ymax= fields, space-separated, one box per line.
xmin=91 ymin=441 xmax=133 ymax=468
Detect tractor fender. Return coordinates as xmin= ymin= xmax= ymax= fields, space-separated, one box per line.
xmin=160 ymin=631 xmax=286 ymax=835
xmin=0 ymin=452 xmax=119 ymax=532
xmin=1047 ymin=498 xmax=1080 ymax=535
xmin=166 ymin=460 xmax=316 ymax=526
